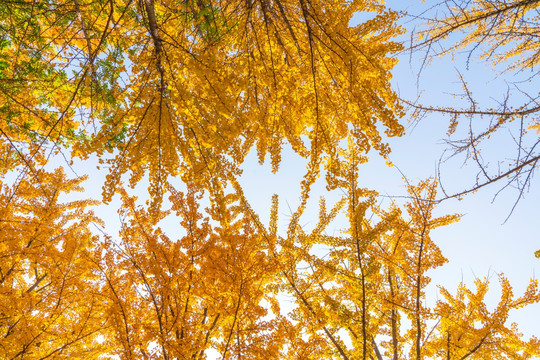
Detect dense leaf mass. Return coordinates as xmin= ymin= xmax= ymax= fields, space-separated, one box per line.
xmin=0 ymin=0 xmax=404 ymax=210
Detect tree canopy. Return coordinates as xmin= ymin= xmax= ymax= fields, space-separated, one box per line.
xmin=0 ymin=0 xmax=539 ymax=359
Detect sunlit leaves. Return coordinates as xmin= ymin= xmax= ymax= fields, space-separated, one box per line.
xmin=419 ymin=0 xmax=540 ymax=72
xmin=0 ymin=168 xmax=104 ymax=359
xmin=0 ymin=1 xmax=538 ymax=359
xmin=47 ymin=0 xmax=405 ymax=210
xmin=92 ymin=185 xmax=285 ymax=359
xmin=427 ymin=276 xmax=540 ymax=359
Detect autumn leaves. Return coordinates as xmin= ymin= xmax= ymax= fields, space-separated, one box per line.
xmin=1 ymin=0 xmax=540 ymax=359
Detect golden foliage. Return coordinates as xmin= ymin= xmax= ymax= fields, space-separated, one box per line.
xmin=0 ymin=1 xmax=538 ymax=359
xmin=0 ymin=168 xmax=104 ymax=358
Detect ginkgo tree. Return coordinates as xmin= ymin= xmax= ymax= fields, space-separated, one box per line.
xmin=0 ymin=0 xmax=539 ymax=359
